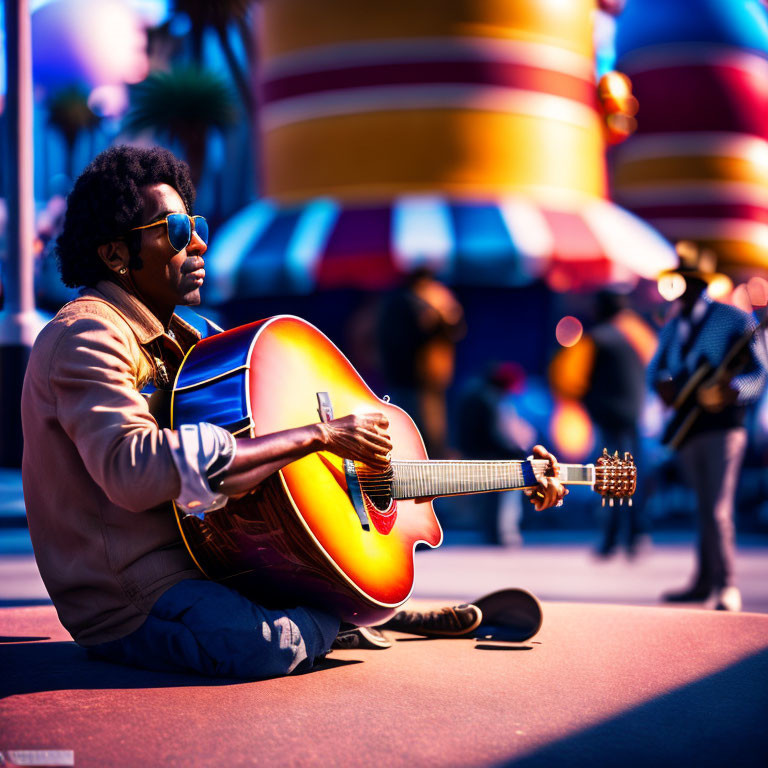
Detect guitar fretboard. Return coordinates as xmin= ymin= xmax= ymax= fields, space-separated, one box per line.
xmin=388 ymin=460 xmax=595 ymax=500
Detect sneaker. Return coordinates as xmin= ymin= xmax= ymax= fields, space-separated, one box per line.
xmin=662 ymin=583 xmax=712 ymax=603
xmin=378 ymin=603 xmax=482 ymax=637
xmin=331 ymin=625 xmax=393 ymax=650
xmin=712 ymin=586 xmax=742 ymax=612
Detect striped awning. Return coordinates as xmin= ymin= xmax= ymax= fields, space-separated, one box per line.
xmin=204 ymin=195 xmax=677 ymax=301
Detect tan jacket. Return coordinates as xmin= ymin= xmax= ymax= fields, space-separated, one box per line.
xmin=21 ymin=281 xmax=203 ymax=645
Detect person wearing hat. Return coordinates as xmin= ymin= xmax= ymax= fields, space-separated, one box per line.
xmin=648 ymin=242 xmax=768 ymax=611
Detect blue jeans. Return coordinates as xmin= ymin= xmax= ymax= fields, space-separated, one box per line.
xmin=86 ymin=579 xmax=340 ymax=679
xmin=680 ymin=428 xmax=746 ymax=590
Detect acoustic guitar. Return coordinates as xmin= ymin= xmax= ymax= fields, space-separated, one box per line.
xmin=170 ymin=316 xmax=636 ymax=625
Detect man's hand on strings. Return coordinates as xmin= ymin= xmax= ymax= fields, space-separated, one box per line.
xmin=319 ymin=413 xmax=393 ymax=470
xmin=218 ymin=414 xmax=391 ymax=498
xmin=524 ymin=444 xmax=568 ymax=511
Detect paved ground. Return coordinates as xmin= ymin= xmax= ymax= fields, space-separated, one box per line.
xmin=3 ymin=469 xmax=767 ymax=767
xmin=3 ymin=601 xmax=767 ymax=768
xmin=412 ymin=532 xmax=768 ymax=614
xmin=3 ymin=532 xmax=768 ymax=613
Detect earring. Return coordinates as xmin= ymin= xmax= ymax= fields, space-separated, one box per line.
xmin=118 ymin=267 xmax=127 ymax=275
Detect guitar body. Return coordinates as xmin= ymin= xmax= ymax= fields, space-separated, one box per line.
xmin=170 ymin=315 xmax=443 ymax=625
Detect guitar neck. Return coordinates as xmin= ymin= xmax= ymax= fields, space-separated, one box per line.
xmin=389 ymin=460 xmax=595 ymax=500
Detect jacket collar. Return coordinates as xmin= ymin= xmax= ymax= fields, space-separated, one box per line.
xmin=85 ymin=280 xmax=201 ymax=348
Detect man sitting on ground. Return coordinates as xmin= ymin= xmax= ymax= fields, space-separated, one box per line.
xmin=22 ymin=145 xmax=566 ymax=678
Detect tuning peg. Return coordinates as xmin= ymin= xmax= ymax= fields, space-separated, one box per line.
xmin=609 ymin=497 xmax=614 ymax=507
xmin=628 ymin=499 xmax=633 ymax=507
xmin=624 ymin=451 xmax=633 ymax=462
xmin=602 ymin=447 xmax=609 ymax=458
xmin=614 ymin=450 xmax=619 ymax=459
xmin=602 ymin=497 xmax=606 ymax=507
xmin=619 ymin=498 xmax=624 ymax=506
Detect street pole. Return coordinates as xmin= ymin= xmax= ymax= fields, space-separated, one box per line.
xmin=1 ymin=0 xmax=46 ymax=467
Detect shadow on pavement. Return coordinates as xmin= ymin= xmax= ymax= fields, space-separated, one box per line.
xmin=474 ymin=643 xmax=533 ymax=651
xmin=0 ymin=639 xmax=360 ymax=699
xmin=0 ymin=599 xmax=53 ymax=608
xmin=503 ymin=648 xmax=768 ymax=768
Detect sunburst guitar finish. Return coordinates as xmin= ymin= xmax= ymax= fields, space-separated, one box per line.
xmin=170 ymin=315 xmax=441 ymax=626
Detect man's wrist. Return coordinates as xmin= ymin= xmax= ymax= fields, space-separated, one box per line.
xmin=310 ymin=423 xmax=328 ymax=452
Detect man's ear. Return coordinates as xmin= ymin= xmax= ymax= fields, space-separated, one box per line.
xmin=97 ymin=241 xmax=130 ymax=275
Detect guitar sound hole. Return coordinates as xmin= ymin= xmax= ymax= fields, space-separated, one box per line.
xmin=357 ymin=467 xmax=394 ymax=513
xmin=366 ymin=490 xmax=393 ymax=512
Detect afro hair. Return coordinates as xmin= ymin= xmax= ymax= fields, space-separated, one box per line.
xmin=56 ymin=145 xmax=196 ymax=288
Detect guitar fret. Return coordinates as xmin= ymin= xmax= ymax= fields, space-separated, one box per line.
xmin=393 ymin=460 xmax=536 ymax=499
xmin=390 ymin=460 xmax=599 ymax=499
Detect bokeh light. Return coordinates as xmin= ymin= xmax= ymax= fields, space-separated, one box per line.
xmin=707 ymin=274 xmax=734 ymax=300
xmin=32 ymin=0 xmax=149 ymax=92
xmin=598 ymin=71 xmax=634 ymax=107
xmin=731 ymin=284 xmax=753 ymax=314
xmin=546 ymin=269 xmax=573 ymax=293
xmin=657 ymin=273 xmax=686 ymax=301
xmin=550 ymin=398 xmax=594 ymax=462
xmin=87 ymin=84 xmax=129 ymax=118
xmin=555 ymin=316 xmax=584 ymax=347
xmin=747 ymin=276 xmax=768 ymax=307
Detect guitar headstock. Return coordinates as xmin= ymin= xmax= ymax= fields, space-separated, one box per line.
xmin=594 ymin=448 xmax=637 ymax=506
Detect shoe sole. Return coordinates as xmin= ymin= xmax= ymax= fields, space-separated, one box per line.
xmin=355 ymin=627 xmax=393 ymax=648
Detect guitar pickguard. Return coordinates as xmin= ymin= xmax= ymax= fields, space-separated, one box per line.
xmin=363 ymin=496 xmax=398 ymax=535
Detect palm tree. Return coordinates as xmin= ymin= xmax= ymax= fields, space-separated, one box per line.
xmin=173 ymin=0 xmax=256 ymax=117
xmin=123 ymin=66 xmax=238 ymax=185
xmin=46 ymin=86 xmax=101 ymax=180
xmin=173 ymin=0 xmax=260 ymax=196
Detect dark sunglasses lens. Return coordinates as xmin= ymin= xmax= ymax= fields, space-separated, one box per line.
xmin=166 ymin=213 xmax=191 ymax=252
xmin=193 ymin=216 xmax=209 ymax=245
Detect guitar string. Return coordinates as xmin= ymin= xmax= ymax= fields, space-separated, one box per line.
xmin=355 ymin=467 xmax=623 ymax=490
xmin=356 ymin=462 xmax=622 ymax=484
xmin=356 ymin=462 xmax=629 ymax=495
xmin=356 ymin=467 xmax=623 ymax=476
xmin=356 ymin=461 xmax=624 ymax=473
xmin=358 ymin=479 xmax=631 ymax=496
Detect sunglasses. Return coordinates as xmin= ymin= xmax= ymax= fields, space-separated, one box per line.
xmin=129 ymin=213 xmax=209 ymax=253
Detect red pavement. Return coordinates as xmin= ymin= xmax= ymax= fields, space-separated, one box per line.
xmin=1 ymin=600 xmax=767 ymax=767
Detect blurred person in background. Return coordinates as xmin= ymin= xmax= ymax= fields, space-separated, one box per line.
xmin=649 ymin=243 xmax=768 ymax=611
xmin=377 ymin=267 xmax=466 ymax=458
xmin=584 ymin=291 xmax=655 ymax=557
xmin=550 ymin=291 xmax=657 ymax=557
xmin=457 ymin=362 xmax=537 ymax=546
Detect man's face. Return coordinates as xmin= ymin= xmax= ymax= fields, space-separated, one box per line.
xmin=131 ymin=183 xmax=206 ymax=316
